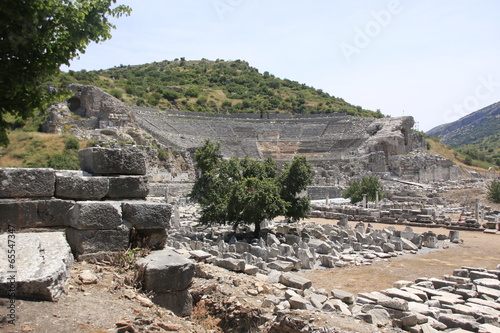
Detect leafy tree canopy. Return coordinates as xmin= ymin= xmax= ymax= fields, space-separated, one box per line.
xmin=342 ymin=175 xmax=385 ymax=204
xmin=189 ymin=140 xmax=313 ymax=237
xmin=0 ymin=0 xmax=131 ymax=146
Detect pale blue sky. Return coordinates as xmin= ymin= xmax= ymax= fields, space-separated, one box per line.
xmin=63 ymin=0 xmax=500 ymax=131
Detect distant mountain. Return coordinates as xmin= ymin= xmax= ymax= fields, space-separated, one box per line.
xmin=49 ymin=59 xmax=382 ymax=118
xmin=427 ymin=101 xmax=500 ymax=166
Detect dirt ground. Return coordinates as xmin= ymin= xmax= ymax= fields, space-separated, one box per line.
xmin=299 ymin=218 xmax=500 ymax=295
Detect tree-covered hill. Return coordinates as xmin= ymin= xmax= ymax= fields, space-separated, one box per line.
xmin=50 ymin=58 xmax=382 ymax=118
xmin=427 ymin=101 xmax=500 ymax=167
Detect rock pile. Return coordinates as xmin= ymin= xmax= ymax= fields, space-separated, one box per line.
xmin=354 ymin=265 xmax=500 ymax=332
xmin=168 ymin=218 xmax=454 ymax=275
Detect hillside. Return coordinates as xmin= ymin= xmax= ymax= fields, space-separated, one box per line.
xmin=48 ymin=59 xmax=382 ymax=118
xmin=427 ymin=101 xmax=500 ymax=167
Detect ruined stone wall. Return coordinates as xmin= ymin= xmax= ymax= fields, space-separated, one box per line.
xmin=0 ymin=148 xmax=171 ymax=261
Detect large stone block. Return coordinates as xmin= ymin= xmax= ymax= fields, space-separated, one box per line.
xmin=153 ymin=290 xmax=193 ymax=316
xmin=0 ymin=199 xmax=73 ymax=230
xmin=0 ymin=199 xmax=39 ymax=230
xmin=55 ymin=174 xmax=109 ymax=200
xmin=122 ymin=202 xmax=171 ymax=229
xmin=0 ymin=168 xmax=55 ymax=198
xmin=65 ymin=226 xmax=130 ymax=259
xmin=137 ymin=248 xmax=194 ymax=292
xmin=37 ymin=199 xmax=74 ymax=227
xmin=0 ymin=232 xmax=73 ymax=301
xmin=106 ymin=176 xmax=149 ymax=198
xmin=279 ymin=272 xmax=312 ymax=290
xmin=79 ymin=147 xmax=146 ymax=175
xmin=69 ymin=201 xmax=122 ymax=230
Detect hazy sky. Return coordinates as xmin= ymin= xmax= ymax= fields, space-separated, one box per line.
xmin=63 ymin=0 xmax=500 ymax=132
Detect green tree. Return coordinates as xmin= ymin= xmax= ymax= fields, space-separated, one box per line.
xmin=189 ymin=140 xmax=313 ymax=237
xmin=279 ymin=156 xmax=313 ymax=221
xmin=487 ymin=180 xmax=500 ymax=203
xmin=0 ymin=0 xmax=131 ymax=146
xmin=343 ymin=176 xmax=384 ymax=204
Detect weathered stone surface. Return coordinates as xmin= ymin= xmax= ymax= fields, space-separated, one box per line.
xmin=479 ymin=324 xmax=500 ymax=333
xmin=437 ymin=313 xmax=479 ymax=332
xmin=367 ymin=308 xmax=392 ymax=327
xmin=79 ymin=147 xmax=146 ymax=175
xmin=66 ymin=226 xmax=129 ymax=258
xmin=69 ymin=201 xmax=122 ymax=230
xmin=153 ymin=290 xmax=192 ymax=316
xmin=243 ymin=264 xmax=259 ymax=275
xmin=122 ymin=202 xmax=171 ymax=230
xmin=279 ymin=272 xmax=312 ymax=290
xmin=0 ymin=232 xmax=73 ymax=301
xmin=379 ymin=298 xmax=409 ymax=311
xmin=214 ymin=258 xmax=245 ymax=272
xmin=0 ymin=168 xmax=55 ymax=198
xmin=0 ymin=199 xmax=40 ymax=230
xmin=37 ymin=199 xmax=74 ymax=227
xmin=476 ymin=285 xmax=500 ymax=298
xmin=0 ymin=199 xmax=73 ymax=230
xmin=330 ymin=299 xmax=352 ymax=315
xmin=467 ymin=297 xmax=500 ymax=311
xmin=401 ymin=238 xmax=419 ymax=251
xmin=55 ymin=174 xmax=109 ymax=200
xmin=268 ymin=260 xmax=294 ymax=272
xmin=474 ymin=278 xmax=500 ymax=290
xmin=137 ymin=248 xmax=194 ymax=292
xmin=331 ymin=289 xmax=355 ymax=304
xmin=106 ymin=176 xmax=149 ymax=198
xmin=288 ymin=295 xmax=309 ymax=309
xmin=381 ymin=288 xmax=423 ymax=303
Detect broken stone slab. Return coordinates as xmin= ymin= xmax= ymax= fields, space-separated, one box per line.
xmin=319 ymin=255 xmax=337 ymax=268
xmin=153 ymin=289 xmax=193 ymax=316
xmin=467 ymin=297 xmax=500 ymax=311
xmin=122 ymin=202 xmax=171 ymax=230
xmin=378 ymin=297 xmax=409 ymax=311
xmin=365 ymin=308 xmax=392 ymax=327
xmin=55 ymin=174 xmax=109 ymax=200
xmin=470 ymin=270 xmax=498 ymax=280
xmin=0 ymin=232 xmax=73 ymax=301
xmin=479 ymin=324 xmax=500 ymax=333
xmin=243 ymin=265 xmax=259 ymax=275
xmin=79 ymin=147 xmax=146 ymax=175
xmin=0 ymin=168 xmax=55 ymax=198
xmin=68 ymin=201 xmax=122 ymax=230
xmin=268 ymin=260 xmax=295 ymax=272
xmin=137 ymin=248 xmax=194 ymax=292
xmin=288 ymin=295 xmax=310 ymax=310
xmin=214 ymin=258 xmax=245 ymax=272
xmin=437 ymin=313 xmax=479 ymax=332
xmin=106 ymin=176 xmax=149 ymax=198
xmin=401 ymin=238 xmax=419 ymax=251
xmin=474 ymin=278 xmax=500 ymax=290
xmin=331 ymin=289 xmax=355 ymax=304
xmin=297 ymin=248 xmax=315 ymax=269
xmin=279 ymin=272 xmax=312 ymax=290
xmin=66 ymin=226 xmax=129 ymax=259
xmin=189 ymin=250 xmax=212 ymax=261
xmin=429 ymin=277 xmax=457 ymax=289
xmin=381 ymin=288 xmax=423 ymax=303
xmin=329 ymin=299 xmax=352 ymax=315
xmin=476 ymin=285 xmax=500 ymax=299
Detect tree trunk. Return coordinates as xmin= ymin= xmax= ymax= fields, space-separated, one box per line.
xmin=253 ymin=221 xmax=261 ymax=239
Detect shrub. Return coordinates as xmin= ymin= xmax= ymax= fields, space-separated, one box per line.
xmin=64 ymin=137 xmax=80 ymax=150
xmin=487 ymin=180 xmax=500 ymax=203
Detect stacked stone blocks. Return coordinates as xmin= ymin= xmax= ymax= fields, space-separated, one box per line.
xmin=0 ymin=148 xmax=171 ymax=260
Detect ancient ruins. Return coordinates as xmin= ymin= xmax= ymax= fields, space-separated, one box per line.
xmin=0 ymin=85 xmax=499 ymax=332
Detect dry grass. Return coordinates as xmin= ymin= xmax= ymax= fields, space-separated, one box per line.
xmin=0 ymin=131 xmax=86 ymax=168
xmin=191 ymin=300 xmax=222 ymax=332
xmin=428 ymin=138 xmax=492 ymax=172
